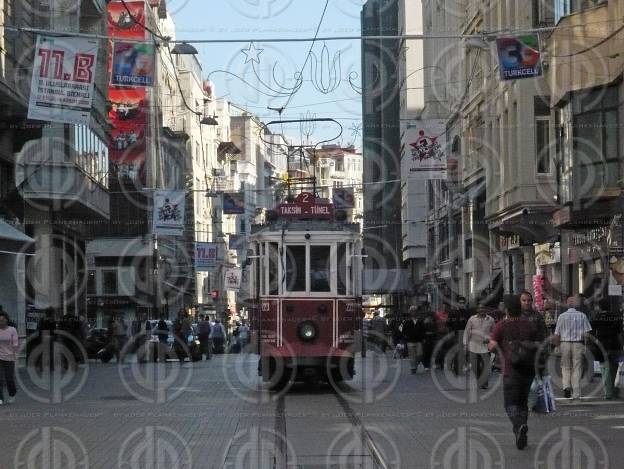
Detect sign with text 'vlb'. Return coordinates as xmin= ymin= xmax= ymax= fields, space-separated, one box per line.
xmin=276 ymin=192 xmax=334 ymax=219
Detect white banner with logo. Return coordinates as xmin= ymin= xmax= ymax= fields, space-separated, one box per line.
xmin=153 ymin=190 xmax=185 ymax=236
xmin=224 ymin=267 xmax=242 ymax=291
xmin=402 ymin=120 xmax=447 ymax=180
xmin=28 ymin=35 xmax=99 ymax=125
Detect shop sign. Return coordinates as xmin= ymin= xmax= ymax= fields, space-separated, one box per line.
xmin=534 ymin=243 xmax=560 ymax=266
xmin=500 ymin=235 xmax=521 ymax=251
xmin=570 ymin=226 xmax=609 ymax=247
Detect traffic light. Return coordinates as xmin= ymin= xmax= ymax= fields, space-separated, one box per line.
xmin=211 ymin=290 xmax=219 ymax=300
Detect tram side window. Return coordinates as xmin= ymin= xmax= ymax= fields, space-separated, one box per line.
xmin=268 ymin=242 xmax=279 ymax=295
xmin=310 ymin=245 xmax=331 ymax=292
xmin=286 ymin=245 xmax=306 ymax=291
xmin=337 ymin=243 xmax=347 ymax=295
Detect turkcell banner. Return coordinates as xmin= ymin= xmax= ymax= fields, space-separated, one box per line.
xmin=224 ymin=267 xmax=243 ymax=291
xmin=28 ymin=35 xmax=99 ymax=125
xmin=111 ymin=41 xmax=155 ymax=87
xmin=195 ymin=242 xmax=218 ymax=271
xmin=496 ymin=35 xmax=542 ymax=81
xmin=403 ymin=120 xmax=447 ymax=180
xmin=153 ymin=190 xmax=185 ymax=236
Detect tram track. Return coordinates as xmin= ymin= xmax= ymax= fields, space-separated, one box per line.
xmin=273 ymin=383 xmax=390 ymax=469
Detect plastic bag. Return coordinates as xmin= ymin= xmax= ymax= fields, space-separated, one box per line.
xmin=532 ymin=376 xmax=556 ymax=413
xmin=615 ymin=362 xmax=624 ymax=389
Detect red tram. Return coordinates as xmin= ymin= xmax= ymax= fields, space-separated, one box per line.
xmin=248 ymin=192 xmax=362 ymax=389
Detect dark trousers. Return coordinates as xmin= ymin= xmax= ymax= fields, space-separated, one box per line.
xmin=198 ymin=334 xmax=211 ymax=359
xmin=0 ymin=359 xmax=17 ymax=399
xmin=469 ymin=352 xmax=491 ymax=387
xmin=503 ymin=372 xmax=535 ymax=432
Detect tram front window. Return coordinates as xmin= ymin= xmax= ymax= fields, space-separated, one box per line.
xmin=286 ymin=245 xmax=306 ymax=292
xmin=310 ymin=246 xmax=331 ymax=292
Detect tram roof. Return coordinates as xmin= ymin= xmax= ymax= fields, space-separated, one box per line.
xmin=251 ymin=220 xmax=361 ymax=234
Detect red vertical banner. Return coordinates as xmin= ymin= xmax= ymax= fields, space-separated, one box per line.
xmin=107 ymin=1 xmax=149 ymax=185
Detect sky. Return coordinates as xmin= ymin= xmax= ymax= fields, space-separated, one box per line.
xmin=172 ymin=0 xmax=364 ymax=149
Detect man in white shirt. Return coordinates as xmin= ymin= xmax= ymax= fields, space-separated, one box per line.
xmin=555 ymin=296 xmax=592 ymax=399
xmin=463 ymin=306 xmax=495 ymax=389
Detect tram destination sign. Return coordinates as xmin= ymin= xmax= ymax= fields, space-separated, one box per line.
xmin=277 ymin=192 xmax=334 ymax=219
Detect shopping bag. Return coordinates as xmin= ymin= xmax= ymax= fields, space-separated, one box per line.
xmin=532 ymin=376 xmax=556 ymax=413
xmin=542 ymin=375 xmax=556 ymax=413
xmin=615 ymin=362 xmax=624 ymax=389
xmin=528 ymin=377 xmax=540 ymax=410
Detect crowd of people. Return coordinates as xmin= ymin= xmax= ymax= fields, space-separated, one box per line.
xmin=364 ymin=291 xmax=624 ymax=450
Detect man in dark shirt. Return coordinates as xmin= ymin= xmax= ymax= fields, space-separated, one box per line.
xmin=592 ymin=298 xmax=623 ymax=399
xmin=401 ymin=306 xmax=426 ymax=374
xmin=489 ymin=294 xmax=541 ymax=450
xmin=447 ymin=297 xmax=470 ymax=375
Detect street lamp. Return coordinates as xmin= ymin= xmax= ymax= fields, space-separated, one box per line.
xmin=171 ymin=42 xmax=199 ymax=55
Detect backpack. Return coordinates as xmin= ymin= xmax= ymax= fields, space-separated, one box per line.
xmin=504 ymin=321 xmax=538 ymax=375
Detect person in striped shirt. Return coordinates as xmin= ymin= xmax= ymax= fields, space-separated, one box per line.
xmin=554 ymin=296 xmax=592 ymax=399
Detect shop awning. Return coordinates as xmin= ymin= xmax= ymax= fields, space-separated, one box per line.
xmin=0 ymin=220 xmax=35 ymax=255
xmin=217 ymin=141 xmax=241 ymax=158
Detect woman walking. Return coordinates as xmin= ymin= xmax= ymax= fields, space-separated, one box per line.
xmin=0 ymin=311 xmax=19 ymax=405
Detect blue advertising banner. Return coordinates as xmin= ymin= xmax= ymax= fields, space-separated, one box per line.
xmin=195 ymin=242 xmax=218 ymax=272
xmin=333 ymin=187 xmax=355 ymax=209
xmin=496 ymin=35 xmax=542 ymax=81
xmin=111 ymin=41 xmax=155 ymax=87
xmin=223 ymin=192 xmax=245 ymax=214
xmin=229 ymin=234 xmax=246 ymax=250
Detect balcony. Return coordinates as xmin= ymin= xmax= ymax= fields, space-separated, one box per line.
xmin=15 ymin=137 xmax=109 ymax=219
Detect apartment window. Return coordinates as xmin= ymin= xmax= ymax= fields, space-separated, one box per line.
xmin=572 ymin=86 xmax=620 ymax=193
xmin=102 ymin=270 xmax=118 ymax=295
xmin=556 ymin=0 xmax=605 ymax=22
xmin=536 ymin=118 xmax=552 ymax=174
xmin=335 ymin=159 xmax=344 ymax=171
xmin=87 ymin=271 xmax=96 ymax=295
xmin=465 ymin=239 xmax=473 ymax=259
xmin=428 ymin=181 xmax=435 ymax=210
xmin=230 ymin=160 xmax=237 ymax=177
xmin=533 ymin=0 xmax=555 ymax=26
xmin=438 ymin=222 xmax=449 ymax=261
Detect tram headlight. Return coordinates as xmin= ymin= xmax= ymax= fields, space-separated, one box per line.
xmin=298 ymin=321 xmax=318 ymax=342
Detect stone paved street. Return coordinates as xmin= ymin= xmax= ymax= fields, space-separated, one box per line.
xmin=2 ymin=352 xmax=624 ymax=468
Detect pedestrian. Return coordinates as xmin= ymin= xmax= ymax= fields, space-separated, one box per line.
xmin=210 ymin=319 xmax=226 ymax=354
xmin=239 ymin=321 xmax=250 ymax=351
xmin=0 ymin=311 xmax=18 ymax=405
xmin=112 ymin=316 xmax=128 ymax=363
xmin=361 ymin=313 xmax=369 ymax=358
xmin=463 ymin=305 xmax=495 ymax=389
xmin=489 ymin=294 xmax=542 ymax=450
xmin=591 ymin=298 xmax=623 ymax=400
xmin=401 ymin=306 xmax=426 ymax=374
xmin=433 ymin=303 xmax=450 ymax=369
xmin=520 ymin=291 xmax=548 ymax=337
xmin=370 ymin=310 xmax=387 ymax=353
xmin=36 ymin=308 xmax=57 ymax=371
xmin=198 ymin=315 xmax=212 ymax=360
xmin=155 ymin=317 xmax=169 ymax=362
xmin=447 ymin=297 xmax=471 ymax=375
xmin=554 ymin=295 xmax=593 ymax=400
xmin=421 ymin=303 xmax=437 ymax=371
xmin=173 ymin=311 xmax=192 ymax=361
xmin=542 ymin=301 xmax=558 ymax=334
